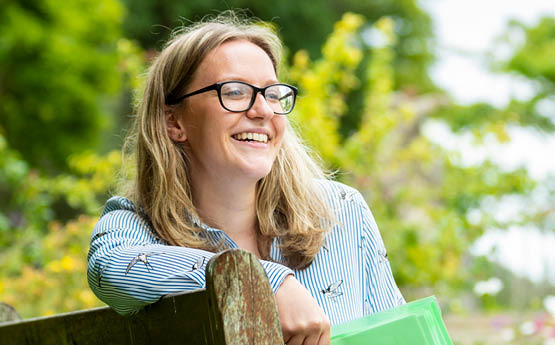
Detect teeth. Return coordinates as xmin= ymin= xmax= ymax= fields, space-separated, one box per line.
xmin=233 ymin=132 xmax=268 ymax=143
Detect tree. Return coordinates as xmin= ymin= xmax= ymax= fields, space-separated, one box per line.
xmin=0 ymin=0 xmax=126 ymax=172
xmin=502 ymin=16 xmax=555 ymax=132
xmin=289 ymin=13 xmax=536 ymax=293
xmin=120 ymin=0 xmax=435 ymax=93
xmin=0 ymin=132 xmax=120 ymax=317
xmin=505 ymin=17 xmax=555 ymax=85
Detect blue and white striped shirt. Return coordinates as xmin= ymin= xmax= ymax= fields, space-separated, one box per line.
xmin=87 ymin=179 xmax=404 ymax=326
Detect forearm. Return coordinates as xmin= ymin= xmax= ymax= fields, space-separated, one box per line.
xmin=88 ymin=241 xmax=210 ymax=315
xmin=87 ymin=224 xmax=293 ymax=314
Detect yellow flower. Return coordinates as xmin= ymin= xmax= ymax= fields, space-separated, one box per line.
xmin=337 ymin=13 xmax=364 ymax=32
xmin=44 ymin=310 xmax=55 ymax=316
xmin=77 ymin=290 xmax=98 ymax=308
xmin=442 ymin=251 xmax=460 ymax=279
xmin=46 ymin=260 xmax=62 ymax=273
xmin=293 ymin=50 xmax=310 ymax=69
xmin=61 ymin=256 xmax=77 ymax=272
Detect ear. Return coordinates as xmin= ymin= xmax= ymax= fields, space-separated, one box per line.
xmin=165 ymin=107 xmax=187 ymax=142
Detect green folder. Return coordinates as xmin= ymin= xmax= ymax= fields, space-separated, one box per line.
xmin=331 ymin=296 xmax=453 ymax=345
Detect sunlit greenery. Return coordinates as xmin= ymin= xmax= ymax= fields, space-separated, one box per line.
xmin=0 ymin=134 xmax=121 ymax=315
xmin=288 ymin=14 xmax=536 ymax=292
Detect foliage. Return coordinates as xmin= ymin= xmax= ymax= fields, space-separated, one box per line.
xmin=491 ymin=16 xmax=555 ymax=133
xmin=0 ymin=0 xmax=140 ymax=172
xmin=0 ymin=9 xmax=553 ymax=320
xmin=0 ymin=0 xmax=143 ymax=318
xmin=431 ymin=18 xmax=555 ymax=139
xmin=289 ymin=13 xmax=536 ymax=290
xmin=0 ymin=133 xmax=122 ymax=240
xmin=505 ymin=17 xmax=555 ymax=85
xmin=0 ymin=133 xmax=121 ymax=317
xmin=120 ymin=0 xmax=435 ymax=93
xmin=0 ymin=216 xmax=104 ymax=317
xmin=0 ymin=0 xmax=145 ymax=316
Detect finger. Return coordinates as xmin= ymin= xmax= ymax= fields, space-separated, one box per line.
xmin=317 ymin=324 xmax=331 ymax=345
xmin=301 ymin=332 xmax=321 ymax=345
xmin=286 ymin=334 xmax=305 ymax=345
xmin=282 ymin=331 xmax=293 ymax=345
xmin=301 ymin=316 xmax=328 ymax=345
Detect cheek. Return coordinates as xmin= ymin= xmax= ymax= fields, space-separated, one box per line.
xmin=272 ymin=116 xmax=287 ymax=144
xmin=181 ymin=104 xmax=215 ymax=144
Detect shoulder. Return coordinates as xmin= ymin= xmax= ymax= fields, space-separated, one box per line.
xmin=315 ymin=179 xmax=381 ymax=239
xmin=94 ymin=196 xmax=153 ymax=235
xmin=314 ymin=179 xmax=369 ymax=211
xmin=101 ymin=196 xmax=141 ymax=216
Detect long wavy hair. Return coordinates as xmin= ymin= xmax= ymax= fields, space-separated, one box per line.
xmin=123 ymin=13 xmax=333 ymax=269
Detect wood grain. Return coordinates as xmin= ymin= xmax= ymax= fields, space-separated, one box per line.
xmin=207 ymin=250 xmax=283 ymax=345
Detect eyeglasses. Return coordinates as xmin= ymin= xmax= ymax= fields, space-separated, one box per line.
xmin=165 ymin=81 xmax=298 ymax=115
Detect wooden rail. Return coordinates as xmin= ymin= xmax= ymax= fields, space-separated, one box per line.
xmin=0 ymin=249 xmax=283 ymax=345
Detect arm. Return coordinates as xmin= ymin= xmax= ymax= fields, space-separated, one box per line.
xmin=355 ymin=192 xmax=406 ymax=313
xmin=87 ymin=197 xmax=293 ymax=315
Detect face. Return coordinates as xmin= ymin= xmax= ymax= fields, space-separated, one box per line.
xmin=169 ymin=40 xmax=286 ymax=186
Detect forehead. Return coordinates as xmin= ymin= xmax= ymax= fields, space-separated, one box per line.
xmin=192 ymin=39 xmax=278 ymax=86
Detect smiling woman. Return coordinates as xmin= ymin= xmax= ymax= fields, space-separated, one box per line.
xmin=86 ymin=12 xmax=404 ymax=345
xmin=167 ymin=40 xmax=288 ymax=191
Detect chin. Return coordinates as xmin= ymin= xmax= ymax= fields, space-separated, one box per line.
xmin=241 ymin=165 xmax=274 ymax=182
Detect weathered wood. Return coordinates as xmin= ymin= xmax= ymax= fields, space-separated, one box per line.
xmin=207 ymin=250 xmax=283 ymax=345
xmin=0 ymin=288 xmax=215 ymax=345
xmin=0 ymin=303 xmax=21 ymax=323
xmin=0 ymin=249 xmax=283 ymax=345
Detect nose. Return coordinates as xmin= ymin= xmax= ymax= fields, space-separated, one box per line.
xmin=246 ymin=92 xmax=274 ymax=120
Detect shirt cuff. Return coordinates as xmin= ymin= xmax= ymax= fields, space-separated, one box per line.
xmin=260 ymin=260 xmax=294 ymax=293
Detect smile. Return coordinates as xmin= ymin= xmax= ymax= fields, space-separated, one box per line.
xmin=232 ymin=132 xmax=269 ymax=143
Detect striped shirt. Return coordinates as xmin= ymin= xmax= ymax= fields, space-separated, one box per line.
xmin=87 ymin=179 xmax=404 ymax=326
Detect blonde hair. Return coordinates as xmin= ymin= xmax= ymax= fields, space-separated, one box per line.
xmin=124 ymin=13 xmax=332 ymax=269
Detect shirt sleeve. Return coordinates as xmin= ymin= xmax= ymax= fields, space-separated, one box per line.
xmin=352 ymin=191 xmax=406 ymax=313
xmin=87 ymin=199 xmax=293 ymax=315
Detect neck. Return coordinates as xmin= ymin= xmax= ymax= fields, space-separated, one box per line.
xmin=190 ymin=173 xmax=261 ymax=256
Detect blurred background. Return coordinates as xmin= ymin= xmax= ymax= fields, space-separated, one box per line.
xmin=0 ymin=0 xmax=554 ymax=343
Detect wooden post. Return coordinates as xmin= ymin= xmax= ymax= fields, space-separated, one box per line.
xmin=207 ymin=249 xmax=283 ymax=345
xmin=0 ymin=303 xmax=21 ymax=323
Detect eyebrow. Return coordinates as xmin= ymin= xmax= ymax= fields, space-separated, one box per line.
xmin=215 ymin=76 xmax=280 ymax=86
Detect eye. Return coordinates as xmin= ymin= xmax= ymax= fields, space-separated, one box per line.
xmin=221 ymin=83 xmax=250 ymax=99
xmin=224 ymin=89 xmax=244 ymax=97
xmin=265 ymin=89 xmax=280 ymax=101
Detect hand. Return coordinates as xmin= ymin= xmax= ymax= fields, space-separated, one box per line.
xmin=275 ymin=275 xmax=331 ymax=345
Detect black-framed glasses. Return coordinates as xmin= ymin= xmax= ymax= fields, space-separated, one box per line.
xmin=165 ymin=81 xmax=298 ymax=115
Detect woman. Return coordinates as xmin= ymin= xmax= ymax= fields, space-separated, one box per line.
xmin=87 ymin=14 xmax=404 ymax=345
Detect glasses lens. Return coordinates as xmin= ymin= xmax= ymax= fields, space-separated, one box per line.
xmin=265 ymin=84 xmax=295 ymax=114
xmin=220 ymin=82 xmax=253 ymax=112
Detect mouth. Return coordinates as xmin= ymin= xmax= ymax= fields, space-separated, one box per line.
xmin=231 ymin=132 xmax=269 ymax=144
